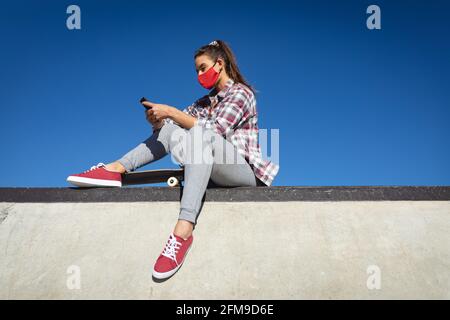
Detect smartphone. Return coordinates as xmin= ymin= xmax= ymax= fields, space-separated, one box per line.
xmin=140 ymin=97 xmax=152 ymax=109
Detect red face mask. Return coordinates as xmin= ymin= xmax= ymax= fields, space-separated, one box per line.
xmin=198 ymin=61 xmax=222 ymax=90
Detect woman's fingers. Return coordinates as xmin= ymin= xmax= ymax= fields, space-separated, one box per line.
xmin=146 ymin=109 xmax=157 ymax=120
xmin=148 ymin=109 xmax=163 ymax=121
xmin=144 ymin=104 xmax=165 ymax=123
xmin=145 ymin=110 xmax=158 ymax=124
xmin=142 ymin=101 xmax=155 ymax=109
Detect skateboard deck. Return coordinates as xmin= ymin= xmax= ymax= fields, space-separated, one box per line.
xmin=121 ymin=168 xmax=184 ymax=187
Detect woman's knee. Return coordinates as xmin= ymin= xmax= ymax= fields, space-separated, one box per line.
xmin=210 ymin=163 xmax=257 ymax=187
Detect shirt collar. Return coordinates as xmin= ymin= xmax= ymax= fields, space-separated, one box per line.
xmin=209 ymin=79 xmax=235 ymax=101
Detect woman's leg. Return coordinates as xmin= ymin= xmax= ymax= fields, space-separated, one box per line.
xmin=152 ymin=124 xmax=260 ymax=279
xmin=111 ymin=123 xmax=185 ymax=173
xmin=172 ymin=125 xmax=259 ymax=238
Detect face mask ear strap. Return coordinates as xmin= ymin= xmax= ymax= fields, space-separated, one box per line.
xmin=214 ymin=59 xmax=224 ymax=73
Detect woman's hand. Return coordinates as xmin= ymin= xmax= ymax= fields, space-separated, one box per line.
xmin=142 ymin=101 xmax=174 ymax=121
xmin=141 ymin=99 xmax=197 ymax=130
xmin=142 ymin=101 xmax=174 ymax=131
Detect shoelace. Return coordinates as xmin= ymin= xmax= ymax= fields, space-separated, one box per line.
xmin=161 ymin=234 xmax=182 ymax=265
xmin=83 ymin=162 xmax=106 ymax=173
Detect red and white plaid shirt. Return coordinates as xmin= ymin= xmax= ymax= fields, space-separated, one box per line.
xmin=167 ymin=79 xmax=279 ymax=186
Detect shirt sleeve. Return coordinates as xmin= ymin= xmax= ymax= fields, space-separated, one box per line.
xmin=196 ymin=91 xmax=249 ymax=137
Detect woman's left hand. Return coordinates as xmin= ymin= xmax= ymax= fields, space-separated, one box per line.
xmin=142 ymin=101 xmax=174 ymax=121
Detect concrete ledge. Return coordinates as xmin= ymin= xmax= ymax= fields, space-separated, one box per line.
xmin=1 ymin=186 xmax=450 ymax=202
xmin=1 ymin=187 xmax=449 ymax=299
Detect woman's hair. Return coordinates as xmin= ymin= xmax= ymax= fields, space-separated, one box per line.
xmin=194 ymin=40 xmax=255 ymax=93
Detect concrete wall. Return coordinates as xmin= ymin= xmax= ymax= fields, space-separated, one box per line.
xmin=1 ymin=200 xmax=449 ymax=299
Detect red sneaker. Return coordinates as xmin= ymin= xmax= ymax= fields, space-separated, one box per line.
xmin=153 ymin=233 xmax=193 ymax=279
xmin=66 ymin=162 xmax=122 ymax=187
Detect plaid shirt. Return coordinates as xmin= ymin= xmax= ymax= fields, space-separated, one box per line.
xmin=166 ymin=79 xmax=279 ymax=186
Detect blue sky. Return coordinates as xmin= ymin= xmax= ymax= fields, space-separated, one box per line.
xmin=0 ymin=0 xmax=449 ymax=187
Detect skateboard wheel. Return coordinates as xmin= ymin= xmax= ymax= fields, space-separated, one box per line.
xmin=167 ymin=177 xmax=179 ymax=187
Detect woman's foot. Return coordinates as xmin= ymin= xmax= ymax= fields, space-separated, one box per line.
xmin=104 ymin=162 xmax=127 ymax=174
xmin=152 ymin=232 xmax=193 ymax=280
xmin=66 ymin=162 xmax=123 ymax=187
xmin=152 ymin=220 xmax=194 ymax=280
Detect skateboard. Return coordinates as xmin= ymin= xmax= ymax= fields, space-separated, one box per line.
xmin=121 ymin=168 xmax=184 ymax=187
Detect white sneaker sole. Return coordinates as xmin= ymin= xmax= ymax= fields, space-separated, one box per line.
xmin=152 ymin=245 xmax=192 ymax=280
xmin=66 ymin=176 xmax=122 ymax=187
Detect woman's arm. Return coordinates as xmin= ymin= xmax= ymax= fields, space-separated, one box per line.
xmin=168 ymin=107 xmax=197 ymax=129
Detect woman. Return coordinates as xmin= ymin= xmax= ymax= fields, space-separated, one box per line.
xmin=67 ymin=40 xmax=279 ymax=280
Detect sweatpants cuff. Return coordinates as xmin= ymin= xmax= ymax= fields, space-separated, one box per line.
xmin=179 ymin=208 xmax=198 ymax=225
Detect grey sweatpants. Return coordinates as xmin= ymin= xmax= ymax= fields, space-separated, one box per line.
xmin=116 ymin=122 xmax=263 ymax=225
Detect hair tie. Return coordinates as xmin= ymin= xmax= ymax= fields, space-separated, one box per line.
xmin=208 ymin=40 xmax=219 ymax=47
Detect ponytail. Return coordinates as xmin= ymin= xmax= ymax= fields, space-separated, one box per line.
xmin=194 ymin=40 xmax=256 ymax=94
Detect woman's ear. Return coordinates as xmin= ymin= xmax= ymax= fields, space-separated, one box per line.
xmin=216 ymin=57 xmax=225 ymax=68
